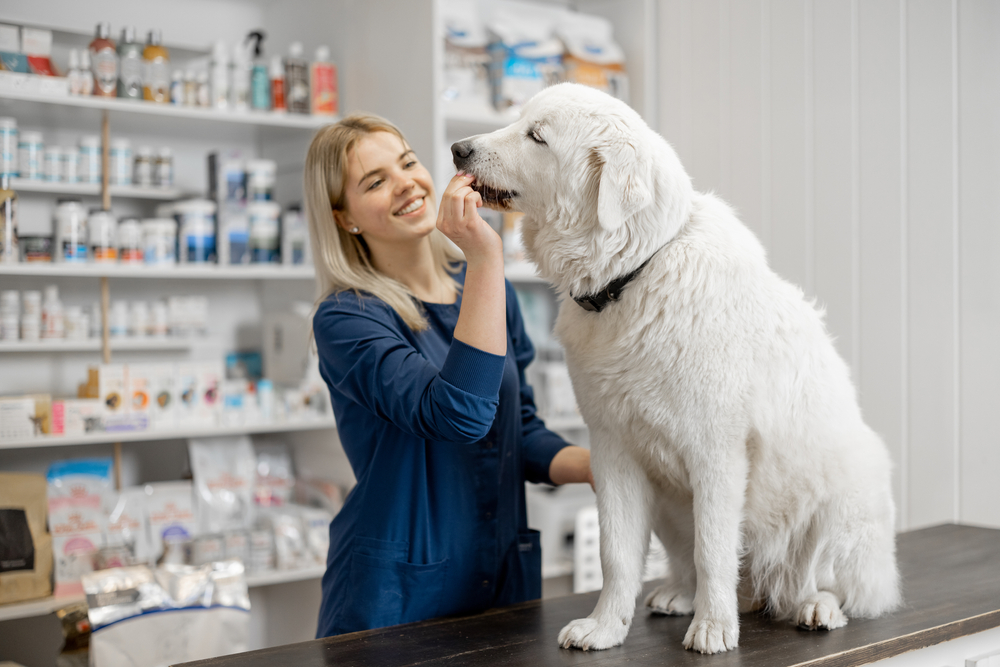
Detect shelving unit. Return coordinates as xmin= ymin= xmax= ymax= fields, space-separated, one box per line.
xmin=12 ymin=178 xmax=186 ymax=200
xmin=0 ymin=338 xmax=194 ymax=353
xmin=0 ymin=263 xmax=316 ymax=280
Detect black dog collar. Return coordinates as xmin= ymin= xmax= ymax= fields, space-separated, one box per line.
xmin=572 ymin=248 xmax=663 ymax=313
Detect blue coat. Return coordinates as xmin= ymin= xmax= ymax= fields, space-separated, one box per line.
xmin=313 ymin=265 xmax=569 ymax=637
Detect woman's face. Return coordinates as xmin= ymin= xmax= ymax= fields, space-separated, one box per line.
xmin=337 ymin=131 xmax=437 ymax=245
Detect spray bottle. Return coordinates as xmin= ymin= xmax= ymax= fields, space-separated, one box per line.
xmin=284 ymin=42 xmax=310 ymax=115
xmin=247 ymin=31 xmax=270 ymax=111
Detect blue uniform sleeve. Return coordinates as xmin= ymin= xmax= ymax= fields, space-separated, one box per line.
xmin=313 ymin=293 xmax=506 ymax=443
xmin=507 ymin=282 xmax=572 ymax=485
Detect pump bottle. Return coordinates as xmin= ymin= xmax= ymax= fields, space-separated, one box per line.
xmin=247 ymin=31 xmax=270 ymax=111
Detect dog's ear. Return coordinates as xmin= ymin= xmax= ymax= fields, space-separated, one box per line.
xmin=592 ymin=142 xmax=653 ymax=232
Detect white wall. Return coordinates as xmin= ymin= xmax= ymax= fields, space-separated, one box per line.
xmin=657 ymin=0 xmax=1000 ymax=530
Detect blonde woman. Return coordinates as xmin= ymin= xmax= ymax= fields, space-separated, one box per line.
xmin=307 ymin=114 xmax=593 ymax=637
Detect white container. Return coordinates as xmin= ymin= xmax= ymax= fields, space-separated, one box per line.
xmin=43 ymin=146 xmax=62 ymax=182
xmin=142 ymin=218 xmax=177 ymax=266
xmin=155 ymin=147 xmax=173 ymax=187
xmin=281 ymin=205 xmax=310 ymax=266
xmin=211 ymin=41 xmax=229 ymax=109
xmin=41 ymin=285 xmax=65 ymax=340
xmin=110 ymin=138 xmax=132 ymax=186
xmin=1 ymin=289 xmax=18 ymax=315
xmin=0 ymin=117 xmax=16 ymax=177
xmin=61 ymin=148 xmax=79 ymax=183
xmin=246 ymin=159 xmax=276 ymax=201
xmin=78 ymin=136 xmax=101 ymax=184
xmin=18 ymin=131 xmax=43 ymax=180
xmin=20 ymin=314 xmax=40 ymax=342
xmin=128 ymin=301 xmax=149 ymax=337
xmin=88 ymin=209 xmax=118 ymax=263
xmin=22 ymin=290 xmax=41 ymax=318
xmin=175 ymin=199 xmax=217 ymax=264
xmin=150 ymin=300 xmax=168 ymax=336
xmin=0 ymin=313 xmax=18 ymax=341
xmin=248 ymin=200 xmax=281 ymax=263
xmin=88 ymin=303 xmax=102 ymax=338
xmin=133 ymin=146 xmax=154 ymax=187
xmin=110 ymin=300 xmax=128 ymax=337
xmin=64 ymin=306 xmax=88 ymax=340
xmin=118 ymin=217 xmax=143 ymax=264
xmin=55 ymin=199 xmax=88 ymax=263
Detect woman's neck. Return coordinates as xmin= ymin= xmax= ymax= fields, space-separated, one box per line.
xmin=369 ymin=237 xmax=455 ymax=304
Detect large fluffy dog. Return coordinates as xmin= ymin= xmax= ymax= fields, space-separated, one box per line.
xmin=452 ymin=83 xmax=900 ymax=654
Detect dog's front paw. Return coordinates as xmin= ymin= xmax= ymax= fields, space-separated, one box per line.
xmin=796 ymin=592 xmax=848 ymax=630
xmin=644 ymin=584 xmax=694 ymax=616
xmin=558 ymin=617 xmax=630 ymax=651
xmin=682 ymin=615 xmax=739 ymax=654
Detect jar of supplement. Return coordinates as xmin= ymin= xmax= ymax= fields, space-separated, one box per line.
xmin=88 ymin=208 xmax=118 ymax=262
xmin=41 ymin=285 xmax=65 ymax=340
xmin=17 ymin=131 xmax=43 ymax=181
xmin=0 ymin=290 xmax=18 ymax=341
xmin=19 ymin=235 xmax=53 ymax=262
xmin=128 ymin=301 xmax=149 ymax=337
xmin=43 ymin=146 xmax=62 ymax=182
xmin=118 ymin=217 xmax=143 ymax=263
xmin=61 ymin=147 xmax=79 ymax=183
xmin=78 ymin=136 xmax=101 ymax=184
xmin=110 ymin=300 xmax=128 ymax=337
xmin=142 ymin=218 xmax=177 ymax=265
xmin=21 ymin=290 xmax=41 ymax=342
xmin=150 ymin=299 xmax=168 ymax=336
xmin=133 ymin=146 xmax=154 ymax=187
xmin=0 ymin=117 xmax=17 ymax=177
xmin=175 ymin=199 xmax=216 ymax=263
xmin=247 ymin=201 xmax=281 ymax=263
xmin=109 ymin=138 xmax=132 ymax=186
xmin=155 ymin=147 xmax=173 ymax=187
xmin=246 ymin=159 xmax=276 ymax=201
xmin=64 ymin=306 xmax=88 ymax=340
xmin=0 ymin=176 xmax=16 ymax=264
xmin=55 ymin=199 xmax=88 ymax=263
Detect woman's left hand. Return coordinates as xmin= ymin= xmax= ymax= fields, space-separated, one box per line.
xmin=548 ymin=446 xmax=594 ymax=490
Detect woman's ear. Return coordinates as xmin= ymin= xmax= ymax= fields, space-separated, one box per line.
xmin=332 ymin=209 xmax=351 ymax=232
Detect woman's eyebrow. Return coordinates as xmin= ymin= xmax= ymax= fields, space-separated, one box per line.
xmin=358 ymin=151 xmax=415 ymax=187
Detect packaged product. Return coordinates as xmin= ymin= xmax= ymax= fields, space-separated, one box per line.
xmin=96 ymin=363 xmax=128 ymax=414
xmin=47 ymin=458 xmax=113 ymax=597
xmin=254 ymin=443 xmax=294 ymax=507
xmin=191 ymin=534 xmax=225 ymax=566
xmin=259 ymin=508 xmax=308 ymax=570
xmin=57 ymin=398 xmax=104 ymax=436
xmin=143 ymin=481 xmax=197 ymax=564
xmin=0 ymin=395 xmax=36 ymax=440
xmin=556 ymin=12 xmax=629 ymax=102
xmin=442 ymin=0 xmax=491 ymax=105
xmin=299 ymin=506 xmax=333 ymax=565
xmin=105 ymin=487 xmax=151 ymax=565
xmin=0 ymin=472 xmax=53 ymax=604
xmin=248 ymin=527 xmax=274 ymax=572
xmin=129 ymin=362 xmax=176 ymax=430
xmin=223 ymin=530 xmax=250 ymax=565
xmin=189 ymin=436 xmax=257 ymax=533
xmin=486 ymin=5 xmax=564 ymax=110
xmin=84 ymin=561 xmax=250 ymax=667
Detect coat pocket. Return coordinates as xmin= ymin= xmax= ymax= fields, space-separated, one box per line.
xmin=496 ymin=529 xmax=542 ymax=606
xmin=334 ymin=551 xmax=450 ymax=633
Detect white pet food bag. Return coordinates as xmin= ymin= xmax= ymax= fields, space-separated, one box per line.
xmin=299 ymin=506 xmax=333 ymax=565
xmin=85 ymin=561 xmax=250 ymax=667
xmin=253 ymin=443 xmax=294 ymax=507
xmin=189 ymin=435 xmax=256 ymax=533
xmin=442 ymin=0 xmax=491 ymax=105
xmin=46 ymin=458 xmax=113 ymax=597
xmin=105 ymin=487 xmax=151 ymax=565
xmin=143 ymin=481 xmax=197 ymax=563
xmin=486 ymin=5 xmax=564 ymax=110
xmin=556 ymin=12 xmax=630 ymax=102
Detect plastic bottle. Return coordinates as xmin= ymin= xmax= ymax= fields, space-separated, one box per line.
xmin=41 ymin=285 xmax=65 ymax=340
xmin=229 ymin=43 xmax=250 ymax=111
xmin=155 ymin=147 xmax=173 ymax=187
xmin=269 ymin=56 xmax=286 ymax=112
xmin=210 ymin=41 xmax=229 ymax=110
xmin=0 ymin=117 xmax=17 ymax=177
xmin=247 ymin=31 xmax=270 ymax=111
xmin=88 ymin=208 xmax=118 ymax=263
xmin=78 ymin=136 xmax=101 ymax=184
xmin=79 ymin=49 xmax=94 ymax=96
xmin=196 ymin=71 xmax=210 ymax=107
xmin=170 ymin=70 xmax=183 ymax=104
xmin=0 ymin=175 xmax=16 ymax=263
xmin=183 ymin=69 xmax=197 ymax=106
xmin=90 ymin=22 xmax=118 ymax=98
xmin=54 ymin=199 xmax=88 ymax=263
xmin=109 ymin=138 xmax=132 ymax=186
xmin=143 ymin=30 xmax=170 ymax=103
xmin=284 ymin=42 xmax=310 ymax=114
xmin=118 ymin=217 xmax=143 ymax=264
xmin=310 ymin=45 xmax=337 ymax=116
xmin=117 ymin=26 xmax=144 ymax=100
xmin=281 ymin=204 xmax=310 ymax=265
xmin=17 ymin=131 xmax=43 ymax=181
xmin=133 ymin=146 xmax=154 ymax=187
xmin=248 ymin=201 xmax=281 ymax=263
xmin=67 ymin=50 xmax=84 ymax=95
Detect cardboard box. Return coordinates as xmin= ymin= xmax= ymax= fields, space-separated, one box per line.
xmin=0 ymin=396 xmax=36 ymax=440
xmin=0 ymin=472 xmax=53 ymax=604
xmin=97 ymin=364 xmax=128 ymax=414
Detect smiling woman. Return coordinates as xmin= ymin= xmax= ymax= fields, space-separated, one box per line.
xmin=302 ymin=113 xmax=595 ymax=639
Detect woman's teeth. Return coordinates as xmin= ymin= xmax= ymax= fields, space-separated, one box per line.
xmin=395 ymin=198 xmax=424 ymax=215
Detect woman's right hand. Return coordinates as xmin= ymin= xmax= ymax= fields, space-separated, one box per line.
xmin=436 ymin=173 xmax=503 ymax=267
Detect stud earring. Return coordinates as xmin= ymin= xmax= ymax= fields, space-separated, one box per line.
xmin=350 ymin=227 xmax=360 ymax=234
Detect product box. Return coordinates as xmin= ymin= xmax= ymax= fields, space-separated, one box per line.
xmin=0 ymin=23 xmax=26 ymax=74
xmin=0 ymin=472 xmax=53 ymax=604
xmin=144 ymin=481 xmax=197 ymax=563
xmin=106 ymin=487 xmax=152 ymax=565
xmin=60 ymin=399 xmax=104 ymax=436
xmin=97 ymin=364 xmax=128 ymax=415
xmin=47 ymin=458 xmax=113 ymax=597
xmin=131 ymin=362 xmax=178 ymax=430
xmin=0 ymin=396 xmax=37 ymax=440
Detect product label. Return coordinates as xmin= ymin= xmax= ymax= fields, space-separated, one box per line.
xmin=311 ymin=64 xmax=337 ymax=115
xmin=91 ymin=246 xmax=118 ymax=262
xmin=0 ymin=509 xmax=34 ymax=573
xmin=120 ymin=248 xmax=143 ymax=263
xmin=93 ymin=47 xmax=119 ymax=95
xmin=119 ymin=52 xmax=143 ymax=98
xmin=1 ymin=191 xmax=17 ymax=261
xmin=145 ymin=57 xmax=169 ymax=99
xmin=62 ymin=241 xmax=87 ymax=262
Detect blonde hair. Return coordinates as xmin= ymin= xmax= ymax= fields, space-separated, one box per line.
xmin=305 ymin=114 xmax=463 ymax=330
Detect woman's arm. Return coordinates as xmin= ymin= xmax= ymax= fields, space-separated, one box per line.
xmin=437 ymin=174 xmax=506 ymax=356
xmin=549 ymin=446 xmax=594 ymax=488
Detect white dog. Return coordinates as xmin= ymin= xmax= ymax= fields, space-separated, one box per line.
xmin=452 ymin=83 xmax=901 ymax=654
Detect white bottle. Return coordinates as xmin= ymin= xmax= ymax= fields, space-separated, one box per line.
xmin=210 ymin=41 xmax=229 ymax=110
xmin=41 ymin=285 xmax=65 ymax=340
xmin=78 ymin=50 xmax=94 ymax=96
xmin=68 ymin=50 xmax=83 ymax=95
xmin=229 ymin=43 xmax=250 ymax=111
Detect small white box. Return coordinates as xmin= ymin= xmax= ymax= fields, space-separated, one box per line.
xmin=21 ymin=27 xmax=51 ymax=56
xmin=0 ymin=24 xmax=20 ymax=53
xmin=97 ymin=364 xmax=129 ymax=414
xmin=62 ymin=398 xmax=104 ymax=435
xmin=0 ymin=397 xmax=36 ymax=440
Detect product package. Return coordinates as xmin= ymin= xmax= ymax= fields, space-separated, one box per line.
xmin=143 ymin=481 xmax=197 ymax=564
xmin=47 ymin=458 xmax=113 ymax=597
xmin=299 ymin=506 xmax=333 ymax=566
xmin=57 ymin=398 xmax=104 ymax=436
xmin=442 ymin=0 xmax=491 ymax=105
xmin=556 ymin=12 xmax=629 ymax=102
xmin=189 ymin=436 xmax=256 ymax=534
xmin=254 ymin=443 xmax=293 ymax=507
xmin=106 ymin=487 xmax=151 ymax=565
xmin=486 ymin=6 xmax=564 ymax=110
xmin=84 ymin=560 xmax=250 ymax=667
xmin=134 ymin=362 xmax=178 ymax=430
xmin=0 ymin=395 xmax=37 ymax=440
xmin=0 ymin=472 xmax=53 ymax=604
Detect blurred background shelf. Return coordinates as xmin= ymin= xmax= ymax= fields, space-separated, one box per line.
xmin=0 ymin=338 xmax=194 ymax=353
xmin=12 ymin=178 xmax=186 ymax=200
xmin=0 ymin=263 xmax=316 ymax=280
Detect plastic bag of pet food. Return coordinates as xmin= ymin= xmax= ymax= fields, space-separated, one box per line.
xmin=47 ymin=458 xmax=113 ymax=597
xmin=84 ymin=561 xmax=250 ymax=667
xmin=105 ymin=487 xmax=150 ymax=565
xmin=143 ymin=481 xmax=197 ymax=564
xmin=486 ymin=4 xmax=564 ymax=110
xmin=253 ymin=442 xmax=294 ymax=507
xmin=0 ymin=472 xmax=52 ymax=604
xmin=442 ymin=0 xmax=492 ymax=105
xmin=555 ymin=12 xmax=629 ymax=102
xmin=256 ymin=508 xmax=308 ymax=570
xmin=299 ymin=506 xmax=333 ymax=565
xmin=189 ymin=435 xmax=256 ymax=533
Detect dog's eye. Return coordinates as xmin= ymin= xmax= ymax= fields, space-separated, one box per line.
xmin=528 ymin=129 xmax=546 ymax=145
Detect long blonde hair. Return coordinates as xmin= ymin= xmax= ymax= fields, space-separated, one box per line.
xmin=305 ymin=114 xmax=463 ymax=330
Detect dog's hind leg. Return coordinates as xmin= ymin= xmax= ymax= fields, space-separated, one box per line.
xmin=558 ymin=433 xmax=655 ymax=651
xmin=645 ymin=499 xmax=696 ymax=616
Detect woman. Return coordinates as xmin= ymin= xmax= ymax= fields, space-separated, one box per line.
xmin=305 ymin=114 xmax=593 ymax=638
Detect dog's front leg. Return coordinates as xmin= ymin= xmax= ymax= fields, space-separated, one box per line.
xmin=558 ymin=438 xmax=653 ymax=650
xmin=682 ymin=445 xmax=747 ymax=654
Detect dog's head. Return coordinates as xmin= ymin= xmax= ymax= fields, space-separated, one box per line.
xmin=452 ymin=83 xmax=693 ymax=294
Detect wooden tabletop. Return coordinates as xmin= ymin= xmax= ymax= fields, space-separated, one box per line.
xmin=182 ymin=523 xmax=1000 ymax=667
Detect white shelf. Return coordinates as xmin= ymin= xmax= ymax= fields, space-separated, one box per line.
xmin=442 ymin=99 xmax=520 ymax=136
xmin=0 ymin=566 xmax=326 ymax=623
xmin=12 ymin=178 xmax=186 ymax=201
xmin=0 ymin=418 xmax=337 ymax=450
xmin=504 ymin=262 xmax=547 ymax=284
xmin=0 ymin=263 xmax=315 ymax=280
xmin=0 ymin=338 xmax=193 ymax=353
xmin=0 ymin=85 xmax=335 ymax=130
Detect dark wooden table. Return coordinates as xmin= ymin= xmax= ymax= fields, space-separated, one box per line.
xmin=183 ymin=524 xmax=1000 ymax=667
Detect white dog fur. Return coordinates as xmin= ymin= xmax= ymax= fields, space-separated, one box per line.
xmin=452 ymin=83 xmax=901 ymax=654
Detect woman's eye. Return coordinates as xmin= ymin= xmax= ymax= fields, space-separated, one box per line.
xmin=367 ymin=179 xmax=382 ymax=190
xmin=529 ymin=130 xmax=546 ymax=145
xmin=404 ymin=160 xmax=417 ymax=168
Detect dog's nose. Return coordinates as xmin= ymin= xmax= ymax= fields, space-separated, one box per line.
xmin=451 ymin=141 xmax=475 ymax=169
